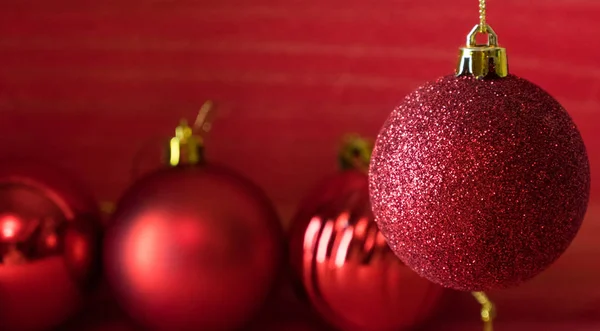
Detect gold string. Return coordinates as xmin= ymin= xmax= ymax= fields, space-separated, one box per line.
xmin=479 ymin=0 xmax=487 ymax=32
xmin=472 ymin=291 xmax=495 ymax=331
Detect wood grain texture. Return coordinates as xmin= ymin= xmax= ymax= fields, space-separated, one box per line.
xmin=1 ymin=0 xmax=599 ymax=324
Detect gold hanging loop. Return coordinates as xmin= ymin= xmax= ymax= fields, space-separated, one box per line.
xmin=193 ymin=100 xmax=215 ymax=134
xmin=472 ymin=291 xmax=495 ymax=331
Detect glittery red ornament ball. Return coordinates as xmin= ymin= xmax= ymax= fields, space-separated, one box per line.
xmin=369 ymin=74 xmax=590 ymax=291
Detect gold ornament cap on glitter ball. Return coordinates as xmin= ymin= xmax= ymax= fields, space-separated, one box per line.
xmin=165 ymin=100 xmax=214 ymax=167
xmin=456 ymin=24 xmax=508 ymax=79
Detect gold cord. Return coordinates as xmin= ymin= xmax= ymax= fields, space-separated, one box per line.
xmin=479 ymin=0 xmax=487 ymax=32
xmin=472 ymin=291 xmax=495 ymax=331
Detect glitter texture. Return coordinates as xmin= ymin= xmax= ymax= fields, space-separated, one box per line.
xmin=369 ymin=74 xmax=590 ymax=291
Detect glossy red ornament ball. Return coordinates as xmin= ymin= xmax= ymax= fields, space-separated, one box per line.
xmin=0 ymin=161 xmax=102 ymax=331
xmin=369 ymin=75 xmax=590 ymax=291
xmin=104 ymin=165 xmax=284 ymax=331
xmin=290 ymin=169 xmax=444 ymax=331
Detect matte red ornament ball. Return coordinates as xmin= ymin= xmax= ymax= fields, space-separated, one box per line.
xmin=0 ymin=161 xmax=102 ymax=331
xmin=369 ymin=75 xmax=590 ymax=291
xmin=289 ymin=169 xmax=444 ymax=331
xmin=104 ymin=165 xmax=284 ymax=331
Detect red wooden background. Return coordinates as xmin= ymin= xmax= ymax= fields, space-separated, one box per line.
xmin=1 ymin=0 xmax=600 ymax=329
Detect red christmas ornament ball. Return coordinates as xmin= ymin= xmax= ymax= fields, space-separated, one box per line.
xmin=104 ymin=165 xmax=284 ymax=331
xmin=0 ymin=161 xmax=102 ymax=331
xmin=369 ymin=75 xmax=590 ymax=291
xmin=290 ymin=169 xmax=444 ymax=331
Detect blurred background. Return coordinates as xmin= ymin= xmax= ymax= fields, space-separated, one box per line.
xmin=0 ymin=0 xmax=599 ymax=330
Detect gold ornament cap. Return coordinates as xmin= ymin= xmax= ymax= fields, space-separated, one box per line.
xmin=165 ymin=101 xmax=214 ymax=167
xmin=166 ymin=120 xmax=204 ymax=167
xmin=456 ymin=24 xmax=508 ymax=79
xmin=338 ymin=134 xmax=373 ymax=173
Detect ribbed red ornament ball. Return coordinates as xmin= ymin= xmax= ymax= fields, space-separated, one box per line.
xmin=369 ymin=24 xmax=590 ymax=291
xmin=0 ymin=161 xmax=102 ymax=331
xmin=289 ymin=136 xmax=444 ymax=331
xmin=104 ymin=107 xmax=284 ymax=331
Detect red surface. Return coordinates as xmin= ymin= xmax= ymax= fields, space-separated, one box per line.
xmin=1 ymin=0 xmax=600 ymax=328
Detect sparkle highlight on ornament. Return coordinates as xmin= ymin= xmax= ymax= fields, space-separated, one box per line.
xmin=317 ymin=221 xmax=334 ymax=263
xmin=334 ymin=227 xmax=353 ymax=268
xmin=304 ymin=217 xmax=322 ymax=251
xmin=0 ymin=214 xmax=21 ymax=240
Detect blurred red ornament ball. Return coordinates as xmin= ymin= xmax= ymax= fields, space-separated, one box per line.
xmin=289 ymin=169 xmax=444 ymax=331
xmin=104 ymin=165 xmax=284 ymax=331
xmin=0 ymin=161 xmax=102 ymax=331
